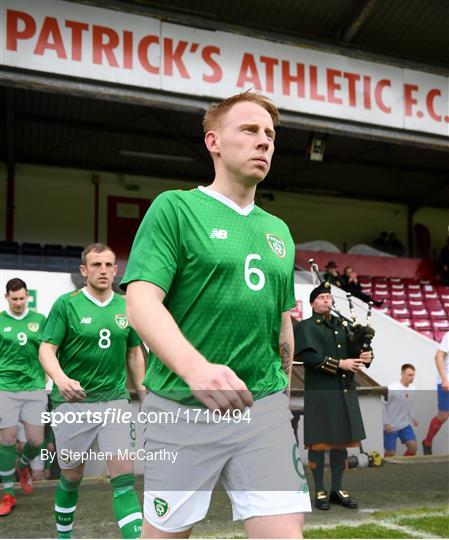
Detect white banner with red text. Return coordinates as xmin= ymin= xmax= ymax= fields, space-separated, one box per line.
xmin=1 ymin=0 xmax=448 ymax=136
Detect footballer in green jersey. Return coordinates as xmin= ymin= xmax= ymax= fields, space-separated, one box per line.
xmin=122 ymin=187 xmax=295 ymax=405
xmin=41 ymin=288 xmax=141 ymax=406
xmin=124 ymin=92 xmax=310 ymax=538
xmin=0 ymin=278 xmax=47 ymax=516
xmin=39 ymin=244 xmax=145 ymax=539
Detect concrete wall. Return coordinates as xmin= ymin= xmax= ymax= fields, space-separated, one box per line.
xmin=1 ymin=162 xmax=448 ymax=253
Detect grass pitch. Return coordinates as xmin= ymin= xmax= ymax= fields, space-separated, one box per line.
xmin=0 ymin=461 xmax=447 ymax=538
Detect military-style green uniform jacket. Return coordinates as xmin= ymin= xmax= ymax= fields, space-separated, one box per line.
xmin=294 ymin=311 xmax=366 ymax=447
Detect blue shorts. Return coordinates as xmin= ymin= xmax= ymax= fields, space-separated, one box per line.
xmin=437 ymin=384 xmax=449 ymax=412
xmin=383 ymin=425 xmax=416 ymax=451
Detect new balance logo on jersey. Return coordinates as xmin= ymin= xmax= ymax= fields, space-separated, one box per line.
xmin=210 ymin=228 xmax=228 ymax=239
xmin=80 ymin=317 xmax=92 ymax=324
xmin=3 ymin=327 xmax=12 ymax=332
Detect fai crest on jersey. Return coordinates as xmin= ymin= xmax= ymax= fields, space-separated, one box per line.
xmin=153 ymin=497 xmax=169 ymax=518
xmin=115 ymin=314 xmax=128 ymax=329
xmin=28 ymin=322 xmax=39 ymax=332
xmin=266 ymin=233 xmax=286 ymax=258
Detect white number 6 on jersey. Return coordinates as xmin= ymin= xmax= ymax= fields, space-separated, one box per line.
xmin=244 ymin=254 xmax=266 ymax=291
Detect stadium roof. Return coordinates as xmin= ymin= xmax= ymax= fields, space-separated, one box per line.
xmin=109 ymin=0 xmax=449 ymax=71
xmin=1 ymin=0 xmax=448 ymax=209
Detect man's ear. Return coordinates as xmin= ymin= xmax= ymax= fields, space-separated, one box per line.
xmin=204 ymin=131 xmax=219 ymax=154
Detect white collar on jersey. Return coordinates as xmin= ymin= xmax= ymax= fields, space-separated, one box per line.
xmin=81 ymin=287 xmax=114 ymax=307
xmin=6 ymin=308 xmax=29 ymax=320
xmin=198 ymin=185 xmax=255 ymax=216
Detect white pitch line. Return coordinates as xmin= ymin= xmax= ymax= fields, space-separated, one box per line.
xmin=304 ymin=510 xmax=447 ymax=537
xmin=375 ymin=519 xmax=442 ymax=539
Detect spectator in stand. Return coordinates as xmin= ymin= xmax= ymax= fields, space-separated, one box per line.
xmin=372 ymin=231 xmax=389 ymax=252
xmin=387 ymin=233 xmax=405 ymax=257
xmin=340 ymin=266 xmax=383 ymax=307
xmin=323 ymin=261 xmax=343 ymax=288
xmin=437 ymin=237 xmax=449 ymax=285
xmin=382 ymin=364 xmax=419 ymax=457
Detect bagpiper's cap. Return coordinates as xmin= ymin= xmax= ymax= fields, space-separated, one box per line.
xmin=309 ymin=282 xmax=332 ymax=303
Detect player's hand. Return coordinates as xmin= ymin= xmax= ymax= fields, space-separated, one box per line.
xmin=185 ymin=363 xmax=253 ymax=412
xmin=441 ymin=379 xmax=449 ymax=392
xmin=360 ymin=351 xmax=373 ymax=364
xmin=339 ymin=358 xmax=363 ymax=372
xmin=55 ymin=376 xmax=86 ymax=402
xmin=384 ymin=424 xmax=393 ymax=433
xmin=413 ymin=419 xmax=419 ymax=427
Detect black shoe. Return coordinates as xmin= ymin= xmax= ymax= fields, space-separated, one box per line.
xmin=422 ymin=441 xmax=432 ymax=455
xmin=329 ymin=490 xmax=358 ymax=509
xmin=315 ymin=491 xmax=329 ymax=510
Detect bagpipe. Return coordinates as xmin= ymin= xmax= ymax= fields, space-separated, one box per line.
xmin=309 ymin=259 xmax=375 ymax=360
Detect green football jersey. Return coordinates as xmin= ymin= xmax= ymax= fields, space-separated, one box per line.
xmin=0 ymin=309 xmax=46 ymax=391
xmin=41 ymin=289 xmax=141 ymax=405
xmin=121 ymin=187 xmax=296 ymax=405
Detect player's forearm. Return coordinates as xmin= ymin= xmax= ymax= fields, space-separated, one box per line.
xmin=39 ymin=342 xmax=67 ymax=385
xmin=126 ymin=281 xmax=208 ymax=380
xmin=126 ymin=346 xmax=146 ymax=396
xmin=435 ymin=350 xmax=448 ymax=382
xmin=280 ymin=313 xmax=294 ymax=394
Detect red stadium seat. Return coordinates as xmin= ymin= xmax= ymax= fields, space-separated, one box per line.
xmin=391 ymin=283 xmax=405 ymax=290
xmin=391 ymin=299 xmax=407 ymax=307
xmin=374 ymin=283 xmax=388 ymax=290
xmin=432 ymin=320 xmax=449 ymax=331
xmin=408 ymin=300 xmax=425 ymax=308
xmin=373 ymin=290 xmax=390 ymax=299
xmin=392 ymin=307 xmax=411 ymax=319
xmin=430 ymin=309 xmax=447 ymax=319
xmin=410 ymin=308 xmax=429 ymax=319
xmin=408 ymin=291 xmax=423 ymax=299
xmin=406 ymin=283 xmax=421 ymax=291
xmin=412 ymin=319 xmax=431 ymax=330
xmin=424 ymin=298 xmax=443 ymax=308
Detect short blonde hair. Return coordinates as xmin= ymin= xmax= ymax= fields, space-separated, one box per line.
xmin=203 ymin=90 xmax=280 ymax=133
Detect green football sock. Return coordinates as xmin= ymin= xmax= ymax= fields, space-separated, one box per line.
xmin=55 ymin=474 xmax=82 ymax=539
xmin=330 ymin=448 xmax=347 ymax=491
xmin=308 ymin=449 xmax=325 ymax=492
xmin=18 ymin=442 xmax=41 ymax=469
xmin=0 ymin=444 xmax=17 ymax=496
xmin=111 ymin=474 xmax=142 ymax=539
